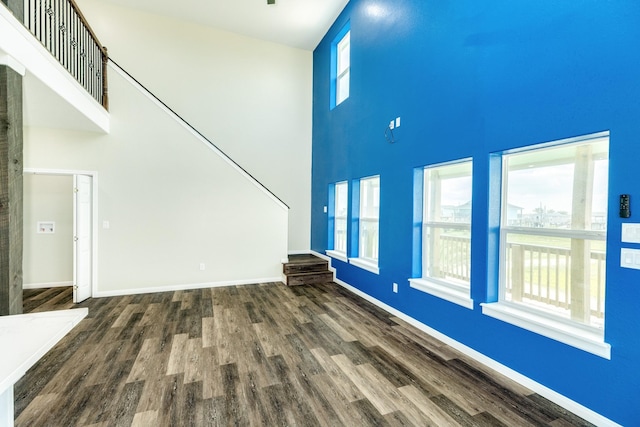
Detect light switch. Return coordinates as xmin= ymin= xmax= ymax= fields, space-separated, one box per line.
xmin=395 ymin=117 xmax=401 ymax=127
xmin=622 ymin=223 xmax=640 ymax=243
xmin=621 ymin=248 xmax=640 ymax=270
xmin=102 ymin=220 xmax=110 ymax=229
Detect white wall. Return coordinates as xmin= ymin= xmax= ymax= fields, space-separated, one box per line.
xmin=75 ymin=0 xmax=312 ymax=252
xmin=23 ymin=174 xmax=73 ymax=287
xmin=24 ymin=64 xmax=289 ymax=295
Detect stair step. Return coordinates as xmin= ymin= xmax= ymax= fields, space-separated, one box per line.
xmin=282 ymin=254 xmax=333 ymax=286
xmin=283 ymin=254 xmax=329 ymax=275
xmin=285 ymin=271 xmax=333 ymax=287
xmin=283 ymin=261 xmax=329 ymax=275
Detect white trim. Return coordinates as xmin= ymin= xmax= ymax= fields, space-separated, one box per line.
xmin=501 ymin=130 xmax=610 ymax=156
xmin=23 ymin=281 xmax=72 ymax=290
xmin=326 ymin=249 xmax=348 ymax=262
xmin=109 ymin=63 xmax=288 ymax=212
xmin=92 ymin=276 xmax=282 ymax=298
xmin=348 ymin=257 xmax=379 ymax=274
xmin=481 ymin=302 xmax=610 ymax=359
xmin=324 ymin=268 xmax=619 ymax=427
xmin=0 ymin=54 xmax=25 ymax=76
xmin=408 ymin=278 xmax=474 ymax=310
xmin=287 ymin=249 xmax=313 ymax=256
xmin=24 ymin=168 xmax=99 ymax=301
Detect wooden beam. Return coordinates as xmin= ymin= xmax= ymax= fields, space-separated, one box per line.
xmin=0 ymin=65 xmax=23 ymax=316
xmin=570 ymin=144 xmax=594 ymax=324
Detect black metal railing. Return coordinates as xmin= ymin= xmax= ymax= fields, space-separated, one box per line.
xmin=24 ymin=0 xmax=108 ymax=109
xmin=109 ymin=59 xmax=290 ymax=209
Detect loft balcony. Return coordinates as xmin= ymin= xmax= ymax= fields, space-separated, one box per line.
xmin=0 ymin=0 xmax=109 ymax=133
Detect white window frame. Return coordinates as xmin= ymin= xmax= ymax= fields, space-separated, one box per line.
xmin=336 ymin=30 xmax=350 ymax=106
xmin=481 ymin=131 xmax=611 ymax=359
xmin=327 ymin=181 xmax=348 ymax=262
xmin=349 ymin=175 xmax=379 ymax=274
xmin=409 ymin=159 xmax=474 ymax=309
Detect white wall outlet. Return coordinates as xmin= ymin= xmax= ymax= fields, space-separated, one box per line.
xmin=323 ymin=206 xmax=328 ymax=213
xmin=389 ymin=120 xmax=395 ymax=130
xmin=393 ymin=282 xmax=398 ymax=293
xmin=395 ymin=117 xmax=401 ymax=127
xmin=199 ymin=263 xmax=205 ymax=271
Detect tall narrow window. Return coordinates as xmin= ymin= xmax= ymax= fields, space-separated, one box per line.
xmin=336 ymin=31 xmax=350 ymax=105
xmin=327 ymin=181 xmax=348 ymax=261
xmin=482 ymin=132 xmax=610 ymax=358
xmin=349 ymin=176 xmax=380 ymax=274
xmin=410 ymin=160 xmax=474 ymax=309
xmin=334 ymin=182 xmax=348 ymax=254
xmin=331 ymin=23 xmax=350 ymax=109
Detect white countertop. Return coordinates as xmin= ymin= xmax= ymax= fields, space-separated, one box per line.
xmin=0 ymin=308 xmax=88 ymax=395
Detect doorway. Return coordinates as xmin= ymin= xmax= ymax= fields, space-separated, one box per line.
xmin=23 ymin=168 xmax=98 ymax=304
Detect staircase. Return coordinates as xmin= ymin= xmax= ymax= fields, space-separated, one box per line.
xmin=282 ymin=254 xmax=333 ymax=286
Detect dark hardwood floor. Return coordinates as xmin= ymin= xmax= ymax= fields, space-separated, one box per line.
xmin=17 ymin=282 xmax=595 ymax=426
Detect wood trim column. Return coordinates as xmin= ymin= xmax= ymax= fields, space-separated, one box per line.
xmin=0 ymin=65 xmax=23 ymax=316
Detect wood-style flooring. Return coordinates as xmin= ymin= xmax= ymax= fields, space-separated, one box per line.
xmin=16 ymin=283 xmax=595 ymax=426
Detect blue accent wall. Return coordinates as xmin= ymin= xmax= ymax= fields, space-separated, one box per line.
xmin=312 ymin=1 xmax=640 ymax=425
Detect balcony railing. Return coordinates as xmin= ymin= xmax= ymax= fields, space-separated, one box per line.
xmin=436 ymin=235 xmax=606 ymax=319
xmin=24 ymin=0 xmax=108 ymax=109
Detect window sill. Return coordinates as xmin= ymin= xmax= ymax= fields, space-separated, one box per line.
xmin=481 ymin=302 xmax=610 ymax=359
xmin=349 ymin=257 xmax=379 ymax=275
xmin=326 ymin=250 xmax=348 ymax=263
xmin=409 ymin=278 xmax=474 ymax=310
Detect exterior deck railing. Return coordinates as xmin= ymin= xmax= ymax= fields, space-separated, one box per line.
xmin=24 ymin=0 xmax=108 ymax=109
xmin=437 ymin=235 xmax=606 ymax=319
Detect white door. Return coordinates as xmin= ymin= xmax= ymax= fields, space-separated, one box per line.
xmin=73 ymin=175 xmax=92 ymax=303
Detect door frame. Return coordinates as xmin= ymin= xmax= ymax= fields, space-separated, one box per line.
xmin=23 ymin=168 xmax=99 ymax=300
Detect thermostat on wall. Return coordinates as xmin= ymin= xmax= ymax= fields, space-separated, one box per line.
xmin=37 ymin=221 xmax=55 ymax=234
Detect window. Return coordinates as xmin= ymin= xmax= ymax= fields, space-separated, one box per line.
xmin=331 ymin=23 xmax=350 ymax=109
xmin=349 ymin=176 xmax=379 ymax=274
xmin=327 ymin=181 xmax=348 ymax=261
xmin=409 ymin=160 xmax=474 ymax=309
xmin=482 ymin=132 xmax=610 ymax=358
xmin=336 ymin=31 xmax=350 ymax=105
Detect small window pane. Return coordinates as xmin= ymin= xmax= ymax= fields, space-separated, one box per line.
xmin=504 ymin=140 xmax=608 ymax=231
xmin=337 ymin=70 xmax=350 ymax=105
xmin=338 ymin=32 xmax=350 ymax=73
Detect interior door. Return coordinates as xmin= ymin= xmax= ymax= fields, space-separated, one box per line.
xmin=73 ymin=175 xmax=92 ymax=303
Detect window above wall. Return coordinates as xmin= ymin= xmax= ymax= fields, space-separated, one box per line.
xmin=482 ymin=132 xmax=611 ymax=358
xmin=330 ymin=22 xmax=350 ymax=109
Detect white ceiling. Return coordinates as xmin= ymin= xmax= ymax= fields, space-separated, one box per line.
xmin=101 ymin=0 xmax=349 ymax=51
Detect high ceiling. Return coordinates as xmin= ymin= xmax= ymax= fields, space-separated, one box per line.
xmin=101 ymin=0 xmax=350 ymax=51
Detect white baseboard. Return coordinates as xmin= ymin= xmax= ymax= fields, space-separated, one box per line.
xmin=93 ymin=276 xmax=282 ymax=298
xmin=23 ymin=281 xmax=73 ymax=289
xmin=315 ymin=250 xmax=620 ymax=427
